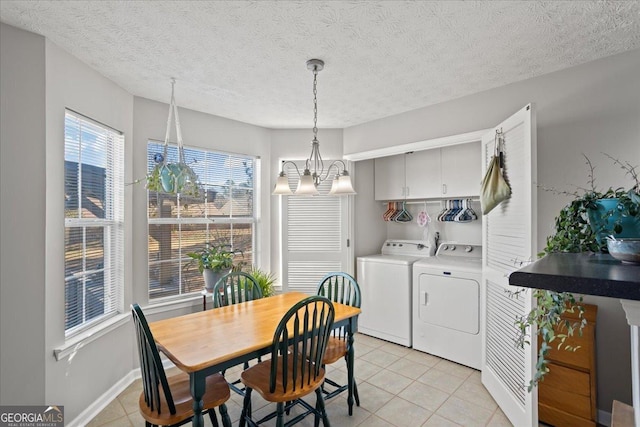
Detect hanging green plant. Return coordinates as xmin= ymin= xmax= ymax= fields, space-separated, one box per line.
xmin=145 ymin=78 xmax=202 ymax=197
xmin=516 ymin=153 xmax=639 ymax=391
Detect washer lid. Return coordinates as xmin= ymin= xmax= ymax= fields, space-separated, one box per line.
xmin=357 ymin=254 xmax=422 ymax=265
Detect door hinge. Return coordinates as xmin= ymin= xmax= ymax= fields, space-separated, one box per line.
xmin=347 ymin=239 xmax=350 ymax=248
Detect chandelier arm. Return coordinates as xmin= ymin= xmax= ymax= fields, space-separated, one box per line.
xmin=319 ymin=160 xmax=345 ymax=182
xmin=280 ymin=160 xmax=304 ymax=177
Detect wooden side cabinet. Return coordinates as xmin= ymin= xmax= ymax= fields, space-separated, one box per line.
xmin=538 ymin=303 xmax=598 ymax=427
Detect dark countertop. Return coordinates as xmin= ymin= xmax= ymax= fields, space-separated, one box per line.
xmin=509 ymin=252 xmax=640 ymax=301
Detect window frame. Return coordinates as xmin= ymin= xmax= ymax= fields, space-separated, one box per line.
xmin=64 ymin=109 xmax=125 ymax=337
xmin=146 ymin=140 xmax=258 ymax=302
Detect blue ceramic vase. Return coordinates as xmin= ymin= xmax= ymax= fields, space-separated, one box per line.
xmin=587 ymin=198 xmax=640 ymax=246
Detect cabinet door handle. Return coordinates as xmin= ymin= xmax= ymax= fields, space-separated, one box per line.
xmin=401 ymin=186 xmax=405 ymax=196
xmin=406 ymin=187 xmax=410 ymax=196
xmin=421 ymin=291 xmax=428 ymax=305
xmin=442 ymin=184 xmax=447 ymax=194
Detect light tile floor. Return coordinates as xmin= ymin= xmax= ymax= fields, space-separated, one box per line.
xmin=87 ymin=333 xmax=513 ymax=426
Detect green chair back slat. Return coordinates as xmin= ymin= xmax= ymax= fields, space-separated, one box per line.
xmin=213 ymin=271 xmax=263 ymax=308
xmin=269 ymin=296 xmax=335 ymax=394
xmin=131 ymin=303 xmax=176 ymax=416
xmin=317 ymin=272 xmax=360 ymax=341
xmin=317 ymin=272 xmax=361 ymax=308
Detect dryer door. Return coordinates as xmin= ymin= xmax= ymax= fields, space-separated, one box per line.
xmin=418 ymin=273 xmax=479 ymax=334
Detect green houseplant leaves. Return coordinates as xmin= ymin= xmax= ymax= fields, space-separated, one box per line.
xmin=516 ymin=153 xmax=639 ymax=391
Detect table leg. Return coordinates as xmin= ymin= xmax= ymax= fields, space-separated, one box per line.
xmin=347 ymin=319 xmax=355 ymax=416
xmin=190 ymin=372 xmax=206 ymax=427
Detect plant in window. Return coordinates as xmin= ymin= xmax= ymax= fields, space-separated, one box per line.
xmin=516 ymin=153 xmax=639 ymax=390
xmin=187 ymin=244 xmax=244 ymax=292
xmin=248 ymin=267 xmax=276 ymax=298
xmin=145 ymin=78 xmax=202 ymax=197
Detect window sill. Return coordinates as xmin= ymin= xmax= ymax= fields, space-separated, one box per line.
xmin=54 ymin=313 xmax=130 ymax=361
xmin=144 ymin=294 xmax=202 ymax=315
xmin=53 ymin=296 xmax=202 ymax=362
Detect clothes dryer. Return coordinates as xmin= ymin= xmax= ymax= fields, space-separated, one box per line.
xmin=412 ymin=242 xmax=483 ymax=369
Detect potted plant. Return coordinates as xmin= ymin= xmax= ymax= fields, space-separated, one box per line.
xmin=585 ymin=154 xmax=640 ymax=246
xmin=248 ymin=266 xmax=276 ymax=298
xmin=187 ymin=244 xmax=243 ymax=292
xmin=516 ymin=153 xmax=639 ymax=390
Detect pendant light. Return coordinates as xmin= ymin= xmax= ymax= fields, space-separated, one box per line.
xmin=272 ymin=59 xmax=356 ymax=196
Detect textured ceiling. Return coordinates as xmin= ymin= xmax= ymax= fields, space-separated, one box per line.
xmin=1 ymin=1 xmax=639 ymax=128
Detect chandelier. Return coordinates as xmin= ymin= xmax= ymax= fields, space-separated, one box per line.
xmin=272 ymin=59 xmax=356 ymax=196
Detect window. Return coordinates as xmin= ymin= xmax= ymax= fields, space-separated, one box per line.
xmin=147 ymin=141 xmax=256 ymax=300
xmin=64 ymin=110 xmax=124 ymax=335
xmin=281 ymin=160 xmax=350 ymax=293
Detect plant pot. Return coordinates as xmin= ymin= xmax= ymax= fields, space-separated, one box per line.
xmin=587 ymin=198 xmax=640 ymax=246
xmin=203 ymin=268 xmax=231 ymax=292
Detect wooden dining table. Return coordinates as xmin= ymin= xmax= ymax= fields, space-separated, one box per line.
xmin=149 ymin=292 xmax=362 ymax=427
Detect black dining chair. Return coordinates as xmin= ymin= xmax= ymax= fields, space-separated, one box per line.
xmin=131 ymin=304 xmax=232 ymax=427
xmin=316 ymin=272 xmax=361 ymax=405
xmin=239 ymin=296 xmax=335 ymax=427
xmin=212 ymin=271 xmax=263 ymax=308
xmin=212 ymin=271 xmax=264 ymax=396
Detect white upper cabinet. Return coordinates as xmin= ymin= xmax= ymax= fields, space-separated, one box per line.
xmin=405 ymin=150 xmax=441 ymax=199
xmin=374 ymin=142 xmax=481 ymax=201
xmin=374 ymin=154 xmax=406 ymax=201
xmin=440 ymin=142 xmax=481 ymax=198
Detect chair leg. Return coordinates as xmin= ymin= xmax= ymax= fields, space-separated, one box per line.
xmin=314 ymin=392 xmax=321 ymax=427
xmin=240 ymin=387 xmax=252 ymax=427
xmin=276 ymin=402 xmax=285 ymax=427
xmin=208 ymin=408 xmax=219 ymax=427
xmin=315 ymin=388 xmax=331 ymax=427
xmin=219 ymin=403 xmax=232 ymax=427
xmin=353 ymin=380 xmax=360 ymax=406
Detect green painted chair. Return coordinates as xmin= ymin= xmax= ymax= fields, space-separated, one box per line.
xmin=212 ymin=271 xmax=264 ymax=396
xmin=212 ymin=271 xmax=263 ymax=308
xmin=131 ymin=304 xmax=231 ymax=427
xmin=239 ymin=296 xmax=335 ymax=427
xmin=316 ymin=272 xmax=361 ymax=405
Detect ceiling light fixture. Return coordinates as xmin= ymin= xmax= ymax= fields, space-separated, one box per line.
xmin=272 ymin=59 xmax=356 ymax=196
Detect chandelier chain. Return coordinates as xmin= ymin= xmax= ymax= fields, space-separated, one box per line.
xmin=312 ymin=69 xmax=318 ymax=137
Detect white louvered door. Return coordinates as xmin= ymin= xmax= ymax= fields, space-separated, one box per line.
xmin=481 ymin=104 xmax=538 ymax=426
xmin=281 ymin=161 xmax=351 ymax=294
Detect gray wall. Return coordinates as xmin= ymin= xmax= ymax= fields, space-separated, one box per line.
xmin=345 ymin=48 xmax=640 ymax=413
xmin=0 ymin=23 xmax=46 ymax=406
xmin=43 ymin=39 xmax=135 ymax=420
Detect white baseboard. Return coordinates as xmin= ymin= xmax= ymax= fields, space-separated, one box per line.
xmin=598 ymin=409 xmax=612 ymax=427
xmin=67 ymin=359 xmax=176 ymax=427
xmin=66 ymin=371 xmax=135 ymax=427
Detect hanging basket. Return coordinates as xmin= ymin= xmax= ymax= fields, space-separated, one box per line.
xmin=147 ymin=161 xmax=201 ymax=197
xmin=146 ymin=79 xmax=202 ymax=197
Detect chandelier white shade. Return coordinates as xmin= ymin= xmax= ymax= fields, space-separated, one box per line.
xmin=272 ymin=59 xmax=356 ymax=196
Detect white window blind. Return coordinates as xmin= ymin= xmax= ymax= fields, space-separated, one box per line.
xmin=283 ymin=162 xmax=345 ymax=293
xmin=147 ymin=141 xmax=256 ymax=300
xmin=64 ymin=110 xmax=124 ymax=335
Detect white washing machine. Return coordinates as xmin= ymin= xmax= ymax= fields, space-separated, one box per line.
xmin=412 ymin=242 xmax=483 ymax=369
xmin=357 ymin=239 xmax=434 ymax=347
